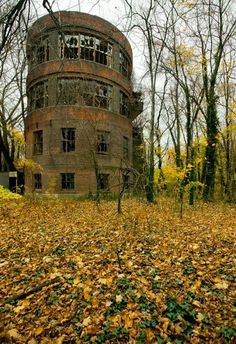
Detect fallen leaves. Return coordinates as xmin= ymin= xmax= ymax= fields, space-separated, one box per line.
xmin=0 ymin=198 xmax=235 ymax=343
xmin=213 ymin=280 xmax=229 ymax=289
xmin=115 ymin=294 xmax=123 ymax=303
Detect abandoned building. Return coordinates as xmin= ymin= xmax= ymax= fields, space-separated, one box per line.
xmin=25 ymin=11 xmax=142 ymax=195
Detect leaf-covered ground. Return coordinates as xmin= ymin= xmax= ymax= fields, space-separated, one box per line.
xmin=0 ymin=198 xmax=235 ymax=343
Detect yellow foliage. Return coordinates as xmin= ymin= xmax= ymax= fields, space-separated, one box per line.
xmin=11 ymin=128 xmax=25 ymax=147
xmin=14 ymin=158 xmax=43 ymax=172
xmin=168 ymin=44 xmax=195 ymax=68
xmin=0 ymin=185 xmax=21 ymax=199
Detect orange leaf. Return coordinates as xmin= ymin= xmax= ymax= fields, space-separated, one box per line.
xmin=35 ymin=327 xmax=44 ymax=336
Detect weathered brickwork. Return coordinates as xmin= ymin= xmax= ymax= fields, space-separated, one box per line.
xmin=25 ymin=11 xmax=142 ymax=195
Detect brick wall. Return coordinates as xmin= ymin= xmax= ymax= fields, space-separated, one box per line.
xmin=25 ymin=11 xmax=140 ymax=196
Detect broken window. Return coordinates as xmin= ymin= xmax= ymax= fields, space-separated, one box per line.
xmin=61 ymin=128 xmax=75 ymax=152
xmin=80 ymin=34 xmax=95 ymax=61
xmin=61 ymin=173 xmax=75 ymax=190
xmin=107 ymin=43 xmax=113 ymax=67
xmin=29 ymin=80 xmax=48 ymax=111
xmin=123 ymin=136 xmax=129 ymax=159
xmin=95 ymin=38 xmax=113 ymax=66
xmin=57 ymin=78 xmax=112 ymax=110
xmin=31 ymin=36 xmax=49 ymax=66
xmin=57 ymin=78 xmax=82 ymax=105
xmin=82 ymin=80 xmax=95 ymax=106
xmin=33 ymin=130 xmax=43 ymax=155
xmin=120 ymin=91 xmax=130 ymax=117
xmin=97 ymin=131 xmax=110 ymax=154
xmin=119 ymin=51 xmax=131 ymax=78
xmin=60 ymin=34 xmax=80 ymax=59
xmin=95 ymin=82 xmax=112 ymax=110
xmin=34 ymin=173 xmax=42 ymax=189
xmin=60 ymin=32 xmax=113 ymax=67
xmin=98 ymin=173 xmax=109 ymax=191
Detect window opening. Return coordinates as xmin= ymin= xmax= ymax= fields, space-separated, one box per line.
xmin=34 ymin=173 xmax=42 ymax=189
xmin=57 ymin=78 xmax=112 ymax=110
xmin=32 ymin=36 xmax=50 ymax=65
xmin=123 ymin=136 xmax=129 ymax=159
xmin=60 ymin=32 xmax=113 ymax=67
xmin=95 ymin=83 xmax=112 ymax=109
xmin=61 ymin=128 xmax=75 ymax=152
xmin=97 ymin=131 xmax=110 ymax=154
xmin=61 ymin=173 xmax=75 ymax=190
xmin=29 ymin=80 xmax=48 ymax=111
xmin=98 ymin=173 xmax=109 ymax=191
xmin=57 ymin=78 xmax=82 ymax=105
xmin=80 ymin=34 xmax=94 ymax=61
xmin=82 ymin=80 xmax=95 ymax=106
xmin=63 ymin=34 xmax=80 ymax=59
xmin=120 ymin=91 xmax=129 ymax=117
xmin=33 ymin=130 xmax=43 ymax=155
xmin=119 ymin=50 xmax=130 ymax=78
xmin=95 ymin=38 xmax=107 ymax=65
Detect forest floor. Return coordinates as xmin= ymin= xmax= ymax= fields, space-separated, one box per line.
xmin=0 ymin=197 xmax=235 ymax=343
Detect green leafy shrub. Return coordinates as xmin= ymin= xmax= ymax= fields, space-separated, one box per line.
xmin=0 ymin=185 xmax=21 ymax=200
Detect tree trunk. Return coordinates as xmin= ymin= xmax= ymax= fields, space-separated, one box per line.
xmin=202 ymin=99 xmax=218 ymax=200
xmin=0 ymin=131 xmax=15 ymax=171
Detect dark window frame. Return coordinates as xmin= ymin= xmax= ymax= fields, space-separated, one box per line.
xmin=60 ymin=32 xmax=113 ymax=67
xmin=29 ymin=80 xmax=48 ymax=111
xmin=120 ymin=91 xmax=130 ymax=117
xmin=33 ymin=130 xmax=43 ymax=155
xmin=97 ymin=130 xmax=110 ymax=154
xmin=33 ymin=173 xmax=42 ymax=190
xmin=61 ymin=128 xmax=76 ymax=152
xmin=30 ymin=36 xmax=50 ymax=66
xmin=123 ymin=136 xmax=129 ymax=159
xmin=61 ymin=33 xmax=80 ymax=59
xmin=119 ymin=50 xmax=131 ymax=78
xmin=98 ymin=173 xmax=109 ymax=191
xmin=61 ymin=173 xmax=75 ymax=190
xmin=57 ymin=78 xmax=112 ymax=110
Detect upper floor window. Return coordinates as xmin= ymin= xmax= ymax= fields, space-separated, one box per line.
xmin=57 ymin=78 xmax=112 ymax=110
xmin=37 ymin=38 xmax=50 ymax=64
xmin=120 ymin=91 xmax=130 ymax=117
xmin=33 ymin=130 xmax=43 ymax=155
xmin=28 ymin=36 xmax=49 ymax=66
xmin=97 ymin=131 xmax=110 ymax=154
xmin=119 ymin=50 xmax=131 ymax=78
xmin=94 ymin=38 xmax=113 ymax=66
xmin=29 ymin=80 xmax=48 ymax=111
xmin=57 ymin=78 xmax=81 ymax=106
xmin=60 ymin=32 xmax=113 ymax=67
xmin=80 ymin=34 xmax=95 ymax=61
xmin=61 ymin=128 xmax=75 ymax=152
xmin=60 ymin=34 xmax=80 ymax=59
xmin=95 ymin=82 xmax=112 ymax=109
xmin=61 ymin=173 xmax=75 ymax=190
xmin=34 ymin=173 xmax=42 ymax=189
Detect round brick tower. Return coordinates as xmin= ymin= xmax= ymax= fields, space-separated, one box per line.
xmin=25 ymin=11 xmax=142 ymax=196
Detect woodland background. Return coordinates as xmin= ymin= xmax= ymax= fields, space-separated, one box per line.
xmin=0 ymin=1 xmax=236 ymax=343
xmin=0 ymin=0 xmax=236 ymax=203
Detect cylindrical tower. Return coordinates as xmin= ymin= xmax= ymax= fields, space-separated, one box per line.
xmin=25 ymin=11 xmax=142 ymax=195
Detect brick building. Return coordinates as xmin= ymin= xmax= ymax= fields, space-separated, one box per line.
xmin=25 ymin=11 xmax=142 ymax=196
